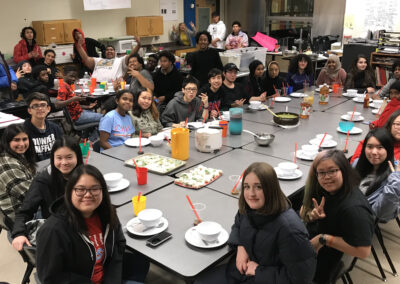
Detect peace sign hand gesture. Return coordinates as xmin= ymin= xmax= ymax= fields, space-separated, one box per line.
xmin=309 ymin=197 xmax=326 ymax=221
xmin=388 ymin=160 xmax=399 ymax=173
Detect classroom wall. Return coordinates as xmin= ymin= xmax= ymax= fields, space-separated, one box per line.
xmin=0 ymin=0 xmax=184 ymax=56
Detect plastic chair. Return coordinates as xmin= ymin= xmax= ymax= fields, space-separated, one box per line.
xmin=63 ymin=107 xmax=99 ymax=139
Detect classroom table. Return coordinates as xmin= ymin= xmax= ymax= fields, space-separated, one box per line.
xmin=284 ymin=92 xmax=349 ymax=112
xmin=102 ymin=136 xmax=232 ymax=175
xmin=324 ymin=98 xmax=380 ymax=122
xmin=0 ymin=111 xmax=24 ymax=129
xmin=86 ymin=151 xmax=174 ymax=207
xmin=117 ymin=184 xmax=238 ymax=283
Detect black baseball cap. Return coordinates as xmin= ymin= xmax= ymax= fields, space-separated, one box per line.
xmin=223 ymin=63 xmax=239 ymax=72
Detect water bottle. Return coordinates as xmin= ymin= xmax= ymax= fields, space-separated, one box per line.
xmin=83 ymin=72 xmax=90 ymax=88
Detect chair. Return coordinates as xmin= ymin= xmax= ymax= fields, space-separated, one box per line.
xmin=329 ymin=253 xmax=354 ymax=284
xmin=63 ymin=107 xmax=99 ymax=139
xmin=375 ymin=224 xmax=398 ymax=276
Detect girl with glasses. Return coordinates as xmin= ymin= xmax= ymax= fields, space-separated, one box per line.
xmin=300 ymin=150 xmax=374 ymax=284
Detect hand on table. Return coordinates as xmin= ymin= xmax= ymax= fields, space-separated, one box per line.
xmin=12 ymin=236 xmax=31 ymax=251
xmin=234 ymin=99 xmax=246 ymax=106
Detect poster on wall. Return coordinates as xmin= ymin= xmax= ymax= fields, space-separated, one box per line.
xmin=83 ymin=0 xmax=131 ymax=11
xmin=160 ymin=0 xmax=178 ymax=21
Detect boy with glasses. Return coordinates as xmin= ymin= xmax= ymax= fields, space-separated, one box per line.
xmin=161 ymin=76 xmax=209 ymax=127
xmin=24 ymin=92 xmax=62 ymax=161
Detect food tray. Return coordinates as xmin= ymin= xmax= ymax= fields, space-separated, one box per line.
xmin=125 ymin=153 xmax=186 ymax=175
xmin=174 ymin=165 xmax=223 ymax=189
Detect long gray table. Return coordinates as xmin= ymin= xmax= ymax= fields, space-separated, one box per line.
xmin=117 ymin=184 xmax=238 ymax=281
xmin=86 ymin=152 xmax=174 ymax=207
xmin=324 ymin=98 xmax=380 ymax=122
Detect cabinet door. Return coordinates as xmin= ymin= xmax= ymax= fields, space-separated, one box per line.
xmin=136 ymin=17 xmax=151 ymax=37
xmin=63 ymin=20 xmax=81 ymax=43
xmin=149 ymin=16 xmax=163 ymax=36
xmin=43 ymin=22 xmax=64 ymax=44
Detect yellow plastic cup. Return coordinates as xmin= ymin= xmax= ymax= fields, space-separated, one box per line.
xmin=132 ymin=195 xmax=146 ymax=216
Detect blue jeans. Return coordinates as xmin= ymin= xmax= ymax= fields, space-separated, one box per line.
xmin=75 ymin=110 xmax=103 ymax=125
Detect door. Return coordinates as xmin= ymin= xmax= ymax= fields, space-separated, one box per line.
xmin=196 ymin=0 xmax=217 ymax=31
xmin=63 ymin=20 xmax=82 ymax=43
xmin=43 ymin=22 xmax=64 ymax=44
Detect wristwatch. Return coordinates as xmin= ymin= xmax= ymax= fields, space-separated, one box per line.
xmin=319 ymin=234 xmax=327 ymax=246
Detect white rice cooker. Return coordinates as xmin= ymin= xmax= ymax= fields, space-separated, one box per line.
xmin=195 ymin=127 xmax=222 ymax=153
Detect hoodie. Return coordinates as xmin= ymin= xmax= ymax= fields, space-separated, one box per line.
xmin=36 ymin=197 xmax=126 ymax=284
xmin=72 ymin=29 xmax=105 ymax=65
xmin=161 ymin=91 xmax=204 ymax=127
xmin=207 ymin=20 xmax=226 ymax=49
xmin=370 ymin=98 xmax=400 ymax=128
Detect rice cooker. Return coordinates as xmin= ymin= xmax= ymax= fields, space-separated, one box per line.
xmin=195 ymin=127 xmax=222 ymax=153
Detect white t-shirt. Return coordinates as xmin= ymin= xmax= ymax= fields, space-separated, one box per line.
xmin=207 ymin=21 xmax=226 ymax=49
xmin=92 ymin=56 xmax=127 ymax=82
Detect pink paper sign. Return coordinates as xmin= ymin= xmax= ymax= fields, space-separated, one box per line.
xmin=251 ymin=32 xmax=277 ymax=51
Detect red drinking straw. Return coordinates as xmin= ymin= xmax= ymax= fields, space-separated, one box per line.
xmin=184 ymin=117 xmax=188 ymax=128
xmin=318 ymin=132 xmax=327 ymax=149
xmin=215 ymin=103 xmax=221 ymax=119
xmin=84 ymin=138 xmax=87 ymax=146
xmin=282 ymin=82 xmax=286 ymax=96
xmin=294 ymin=143 xmax=297 ymax=164
xmin=202 ymin=113 xmax=207 ymax=124
xmin=344 ymin=131 xmax=350 ymax=152
xmin=273 ymin=84 xmax=278 ymax=95
xmin=137 ymin=192 xmax=141 ymax=202
xmin=186 ymin=195 xmax=202 ymax=223
xmin=84 ymin=150 xmax=90 ymax=164
xmin=304 ymin=80 xmax=307 ymax=92
xmin=231 ymin=171 xmax=244 ymax=194
xmin=350 ymin=106 xmax=356 ymax=121
xmin=270 ymin=94 xmax=277 ymax=107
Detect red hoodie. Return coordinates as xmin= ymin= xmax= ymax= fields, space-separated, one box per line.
xmin=13 ymin=39 xmax=42 ymax=64
xmin=370 ymin=98 xmax=400 ymax=128
xmin=72 ymin=28 xmax=87 ymax=52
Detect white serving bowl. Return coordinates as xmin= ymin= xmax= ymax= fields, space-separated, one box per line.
xmin=104 ymin=172 xmax=123 ymax=188
xmin=138 ymin=209 xmax=162 ymax=227
xmin=196 ymin=221 xmax=222 ymax=242
xmin=278 ymin=162 xmax=298 ymax=176
xmin=249 ymin=101 xmax=261 ymax=107
xmin=149 ymin=135 xmax=164 ymax=147
xmin=373 ymin=100 xmax=383 ymax=108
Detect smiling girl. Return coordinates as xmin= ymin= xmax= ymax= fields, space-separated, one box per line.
xmin=316 ymin=54 xmax=347 ymax=86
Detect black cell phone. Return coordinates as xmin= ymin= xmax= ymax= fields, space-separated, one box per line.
xmin=146 ymin=231 xmax=172 ymax=247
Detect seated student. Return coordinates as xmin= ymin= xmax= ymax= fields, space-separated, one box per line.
xmin=128 ymin=88 xmax=163 ymax=137
xmin=99 ymin=90 xmax=135 ymax=150
xmin=354 ymin=128 xmax=400 ymax=222
xmin=13 ymin=27 xmax=42 ymax=66
xmin=344 ymin=54 xmax=375 ymax=94
xmin=0 ymin=124 xmax=36 ymax=222
xmin=72 ymin=29 xmax=106 ymax=76
xmin=370 ymin=80 xmax=400 ymax=129
xmin=161 ymin=76 xmax=209 ymax=127
xmin=145 ymin=53 xmax=159 ymax=77
xmin=221 ymin=63 xmax=247 ymax=110
xmin=170 ymin=22 xmax=197 ymax=47
xmin=378 ymin=60 xmax=400 ymax=99
xmin=264 ymin=60 xmax=284 ymax=98
xmin=189 ymin=31 xmax=223 ymax=87
xmin=245 ymin=60 xmax=267 ymax=101
xmin=31 ymin=65 xmax=51 ymax=96
xmin=199 ymin=68 xmax=225 ymax=119
xmin=223 ymin=162 xmax=316 ymax=284
xmin=351 ymin=110 xmax=400 ymax=164
xmin=153 ymin=51 xmax=183 ymax=107
xmin=225 ymin=21 xmax=249 ymax=50
xmin=36 ymin=165 xmax=126 ymax=284
xmin=11 ymin=136 xmax=83 ymax=251
xmin=55 ymin=65 xmax=103 ymax=126
xmin=286 ymin=54 xmax=314 ymax=91
xmin=38 ymin=49 xmax=62 ymax=89
xmin=316 ymin=54 xmax=347 ymax=86
xmin=17 ymin=61 xmax=47 ymax=98
xmin=0 ymin=51 xmax=18 ymax=100
xmin=300 ymin=150 xmax=374 ymax=284
xmin=24 ymin=92 xmax=63 ymax=161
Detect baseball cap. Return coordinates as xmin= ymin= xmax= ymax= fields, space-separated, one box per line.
xmin=223 ymin=63 xmax=239 ymax=72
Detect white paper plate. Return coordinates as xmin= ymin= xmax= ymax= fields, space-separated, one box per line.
xmin=336 ymin=126 xmax=363 ymax=135
xmin=342 ymin=92 xmax=356 ymax=98
xmin=108 ymin=178 xmax=130 ymax=192
xmin=124 ymin=138 xmax=150 ymax=147
xmin=296 ymin=150 xmax=317 ymax=161
xmin=369 ymin=103 xmax=383 ymax=109
xmin=290 ymin=92 xmax=307 ymax=98
xmin=185 ymin=226 xmax=229 ymax=249
xmin=274 ymin=167 xmax=303 ymax=180
xmin=309 ymin=138 xmax=338 ymax=148
xmin=274 ymin=97 xmax=291 ymax=102
xmin=372 ymin=109 xmax=379 ymax=115
xmin=126 ymin=217 xmax=168 ymax=236
xmin=353 ymin=98 xmax=372 ymax=103
xmin=340 ymin=114 xmax=364 ymax=122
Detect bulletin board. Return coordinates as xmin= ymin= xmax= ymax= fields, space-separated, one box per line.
xmin=83 ymin=0 xmax=131 ymax=11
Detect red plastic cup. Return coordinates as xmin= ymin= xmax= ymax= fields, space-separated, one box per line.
xmin=136 ymin=167 xmax=148 ymax=185
xmin=90 ymin=77 xmax=97 ymax=87
xmin=332 ymin=83 xmax=339 ymax=94
xmin=219 ymin=120 xmax=228 ymax=137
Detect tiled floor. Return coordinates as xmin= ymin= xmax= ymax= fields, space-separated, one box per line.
xmin=1 ymin=219 xmax=399 ymax=284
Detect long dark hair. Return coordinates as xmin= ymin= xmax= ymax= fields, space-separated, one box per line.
xmin=248 ymin=60 xmax=265 ymax=96
xmin=288 ymin=54 xmax=313 ymax=75
xmin=301 ymin=150 xmax=360 ymax=221
xmin=239 ymin=162 xmax=290 ymax=215
xmin=64 ymin=165 xmax=118 ymax=234
xmin=0 ymin=124 xmax=36 ymax=174
xmin=355 ymin=128 xmax=394 ymax=196
xmin=132 ymin=88 xmax=159 ymax=120
xmin=348 ymin=54 xmax=375 ymax=87
xmin=384 ymin=109 xmax=400 ymax=141
xmin=50 ymin=137 xmax=83 ymax=198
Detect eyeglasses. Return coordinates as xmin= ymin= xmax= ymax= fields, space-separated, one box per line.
xmin=316 ymin=168 xmax=340 ymax=179
xmin=392 ymin=122 xmax=400 ymax=129
xmin=184 ymin=88 xmax=197 ymax=93
xmin=73 ymin=186 xmax=102 ymax=197
xmin=30 ymin=103 xmax=48 ymax=109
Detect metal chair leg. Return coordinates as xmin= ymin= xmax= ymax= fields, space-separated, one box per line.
xmin=371 ymin=245 xmax=387 ymax=281
xmin=345 ymin=272 xmax=353 ymax=284
xmin=21 ymin=263 xmax=33 ymax=284
xmin=375 ymin=226 xmax=398 ymax=276
xmin=341 ymin=275 xmax=348 ymax=284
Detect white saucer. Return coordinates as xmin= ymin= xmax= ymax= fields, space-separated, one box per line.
xmin=108 ymin=178 xmax=130 ymax=192
xmin=124 ymin=137 xmax=150 ymax=147
xmin=340 ymin=114 xmax=364 ymax=122
xmin=315 ymin=88 xmax=332 ymax=92
xmin=372 ymin=109 xmax=379 ymax=115
xmin=249 ymin=104 xmax=266 ymax=111
xmin=126 ymin=217 xmax=168 ymax=236
xmin=185 ymin=226 xmax=229 ymax=248
xmin=296 ymin=150 xmax=317 ymax=161
xmin=274 ymin=167 xmax=303 ymax=180
xmin=336 ymin=126 xmax=363 ymax=134
xmin=274 ymin=97 xmax=291 ymax=102
xmin=290 ymin=92 xmax=307 ymax=98
xmin=353 ymin=98 xmax=372 ymax=103
xmin=309 ymin=138 xmax=338 ymax=148
xmin=342 ymin=92 xmax=356 ymax=98
xmin=369 ymin=103 xmax=382 ymax=109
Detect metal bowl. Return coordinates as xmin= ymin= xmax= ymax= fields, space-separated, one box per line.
xmin=254 ymin=133 xmax=275 ymax=146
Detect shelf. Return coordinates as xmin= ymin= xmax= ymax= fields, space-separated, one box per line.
xmin=371 ymin=62 xmax=393 ymax=66
xmin=371 ymin=52 xmax=400 ymax=57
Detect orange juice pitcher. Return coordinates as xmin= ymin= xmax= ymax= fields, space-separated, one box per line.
xmin=171 ymin=128 xmax=189 ymax=160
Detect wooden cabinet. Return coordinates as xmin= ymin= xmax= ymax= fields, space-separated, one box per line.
xmin=32 ymin=19 xmax=81 ymax=45
xmin=126 ymin=16 xmax=164 ymax=37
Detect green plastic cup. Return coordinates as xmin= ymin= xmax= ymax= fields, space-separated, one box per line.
xmin=80 ymin=143 xmax=90 ymax=158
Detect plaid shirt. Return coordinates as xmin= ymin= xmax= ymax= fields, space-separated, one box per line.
xmin=0 ymin=153 xmax=35 ymax=221
xmin=57 ymin=82 xmax=82 ymax=121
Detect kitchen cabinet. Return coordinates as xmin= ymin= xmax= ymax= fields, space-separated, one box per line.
xmin=126 ymin=16 xmax=164 ymax=37
xmin=32 ymin=19 xmax=81 ymax=45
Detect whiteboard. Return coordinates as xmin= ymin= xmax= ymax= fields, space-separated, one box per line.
xmin=83 ymin=0 xmax=131 ymax=11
